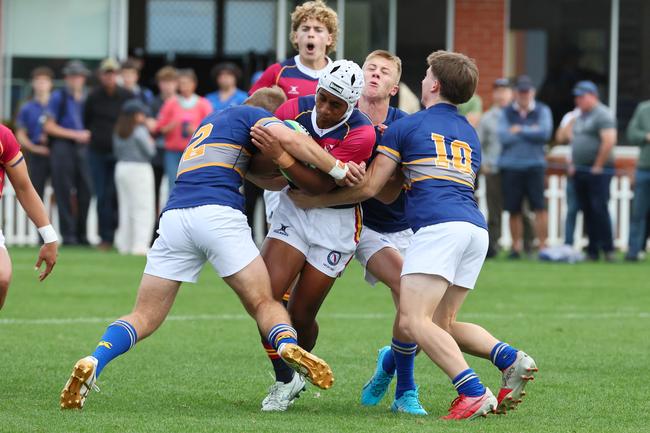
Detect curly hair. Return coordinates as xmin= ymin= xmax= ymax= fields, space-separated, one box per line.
xmin=290 ymin=1 xmax=339 ymax=54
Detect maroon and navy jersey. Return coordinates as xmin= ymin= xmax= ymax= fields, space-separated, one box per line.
xmin=250 ymin=56 xmax=329 ymax=100
xmin=361 ymin=106 xmax=410 ymax=233
xmin=0 ymin=125 xmax=24 ymax=198
xmin=274 ymin=95 xmax=375 ymax=165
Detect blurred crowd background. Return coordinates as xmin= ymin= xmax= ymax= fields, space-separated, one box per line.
xmin=0 ymin=0 xmax=649 ymax=261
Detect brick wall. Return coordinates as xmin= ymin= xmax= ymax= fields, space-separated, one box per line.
xmin=454 ymin=0 xmax=507 ymax=106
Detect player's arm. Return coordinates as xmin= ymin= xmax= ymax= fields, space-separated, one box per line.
xmin=592 ymin=128 xmax=617 ymax=173
xmin=5 ymin=157 xmax=58 ymax=280
xmin=245 ymin=172 xmax=288 ymax=191
xmin=289 ymin=154 xmax=398 ymax=208
xmin=251 ymin=123 xmax=363 ymax=186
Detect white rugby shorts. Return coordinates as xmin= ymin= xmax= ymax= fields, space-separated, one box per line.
xmin=266 ymin=189 xmax=362 ymax=278
xmin=263 ymin=190 xmax=281 ymax=224
xmin=402 ymin=221 xmax=488 ymax=290
xmin=355 ymin=226 xmax=413 ymax=285
xmin=0 ymin=228 xmax=5 ymax=249
xmin=145 ymin=205 xmax=259 ymax=282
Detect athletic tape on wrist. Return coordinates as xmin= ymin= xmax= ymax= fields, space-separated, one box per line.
xmin=328 ymin=160 xmax=349 ymax=180
xmin=37 ymin=225 xmax=58 ymax=244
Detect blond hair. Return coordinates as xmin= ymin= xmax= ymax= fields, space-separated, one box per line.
xmin=426 ymin=50 xmax=478 ymax=105
xmin=364 ymin=50 xmax=402 ymax=83
xmin=244 ymin=87 xmax=287 ymax=113
xmin=290 ymin=1 xmax=338 ymax=55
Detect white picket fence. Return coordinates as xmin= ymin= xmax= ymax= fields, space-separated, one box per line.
xmin=474 ymin=174 xmax=634 ymax=251
xmin=0 ymin=174 xmax=635 ymax=251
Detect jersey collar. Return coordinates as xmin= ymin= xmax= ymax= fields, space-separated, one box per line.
xmin=294 ymin=55 xmax=332 ymax=79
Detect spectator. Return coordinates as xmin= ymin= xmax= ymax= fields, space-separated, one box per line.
xmin=156 ymin=68 xmax=212 ymax=196
xmin=120 ymin=59 xmax=154 ymax=106
xmin=555 ymin=106 xmax=582 ymax=246
xmin=113 ymin=99 xmax=156 ymax=255
xmin=205 ymin=62 xmax=248 ymax=112
xmin=458 ymin=93 xmax=483 ymax=128
xmin=15 ymin=66 xmax=54 ymax=199
xmin=569 ymin=80 xmax=617 ymax=261
xmin=498 ymin=75 xmax=553 ymax=258
xmin=477 ymin=78 xmax=512 ymax=257
xmin=43 ymin=60 xmax=92 ymax=246
xmin=149 ymin=66 xmax=178 ymax=224
xmin=83 ymin=58 xmax=134 ymax=250
xmin=625 ymin=99 xmax=650 ymax=261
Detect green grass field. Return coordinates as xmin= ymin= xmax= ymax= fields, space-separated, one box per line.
xmin=0 ymin=247 xmax=648 ymax=433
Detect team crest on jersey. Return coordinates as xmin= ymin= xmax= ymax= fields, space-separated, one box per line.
xmin=288 ymin=86 xmax=299 ymax=95
xmin=327 ymin=251 xmax=342 ymax=266
xmin=273 ymin=224 xmax=290 ymax=236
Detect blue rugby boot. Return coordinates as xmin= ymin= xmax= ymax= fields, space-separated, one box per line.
xmin=361 ymin=346 xmax=394 ymax=406
xmin=391 ymin=386 xmax=428 ymax=415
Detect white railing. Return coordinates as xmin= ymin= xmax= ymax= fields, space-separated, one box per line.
xmin=475 ymin=174 xmax=634 ymax=251
xmin=0 ymin=175 xmax=636 ymax=251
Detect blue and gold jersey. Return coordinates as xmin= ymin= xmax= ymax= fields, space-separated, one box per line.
xmin=361 ymin=106 xmax=410 ymax=233
xmin=377 ymin=103 xmax=487 ymax=232
xmin=163 ymin=105 xmax=281 ymax=214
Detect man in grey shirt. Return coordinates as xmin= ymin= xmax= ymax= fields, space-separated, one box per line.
xmin=477 ymin=78 xmax=512 ymax=257
xmin=569 ymin=81 xmax=617 ymax=261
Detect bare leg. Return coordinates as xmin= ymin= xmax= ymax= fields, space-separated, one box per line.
xmin=0 ymin=247 xmax=12 ymax=310
xmin=224 ymin=256 xmax=293 ymax=336
xmin=535 ymin=210 xmax=548 ymax=249
xmin=287 ymin=263 xmax=335 ymax=351
xmin=366 ymin=247 xmax=409 ymax=341
xmin=119 ymin=274 xmax=181 ymax=340
xmin=432 ymin=285 xmax=499 ymax=359
xmin=398 ymin=273 xmax=469 ymax=379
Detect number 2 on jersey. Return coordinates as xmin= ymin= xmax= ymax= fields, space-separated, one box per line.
xmin=430 ymin=133 xmax=472 ymax=175
xmin=182 ymin=124 xmax=214 ymax=161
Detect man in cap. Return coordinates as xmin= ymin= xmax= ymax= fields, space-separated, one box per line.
xmin=498 ymin=75 xmax=553 ymax=258
xmin=569 ymin=80 xmax=617 ymax=261
xmin=84 ymin=58 xmax=134 ymax=250
xmin=43 ymin=60 xmax=93 ymax=246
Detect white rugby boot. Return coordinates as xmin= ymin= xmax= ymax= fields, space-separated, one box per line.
xmin=261 ymin=372 xmax=306 ymax=412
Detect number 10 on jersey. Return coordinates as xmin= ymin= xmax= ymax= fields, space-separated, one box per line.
xmin=431 ymin=133 xmax=473 ymax=175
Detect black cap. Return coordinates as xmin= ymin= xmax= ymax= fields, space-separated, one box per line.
xmin=515 ymin=75 xmax=534 ymax=92
xmin=62 ymin=60 xmax=90 ymax=77
xmin=121 ymin=99 xmax=150 ymax=116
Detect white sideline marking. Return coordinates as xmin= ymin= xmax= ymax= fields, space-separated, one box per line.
xmin=0 ymin=311 xmax=648 ymax=326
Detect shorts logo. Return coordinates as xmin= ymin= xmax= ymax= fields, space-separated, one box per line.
xmin=273 ymin=224 xmax=290 ymax=236
xmin=327 ymin=251 xmax=342 ymax=266
xmin=328 ymin=82 xmax=344 ymax=94
xmin=288 ymin=85 xmax=299 ymax=95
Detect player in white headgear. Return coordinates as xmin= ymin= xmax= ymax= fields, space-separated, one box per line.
xmin=249 ymin=58 xmax=376 ymax=411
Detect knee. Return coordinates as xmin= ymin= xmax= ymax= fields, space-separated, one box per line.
xmin=433 ymin=313 xmax=455 ymax=333
xmin=0 ymin=276 xmax=10 ymax=310
xmin=397 ymin=311 xmax=418 ymax=341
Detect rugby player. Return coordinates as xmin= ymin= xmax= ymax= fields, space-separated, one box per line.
xmin=249 ymin=60 xmax=376 ymax=411
xmin=288 ymin=50 xmax=426 ymax=415
xmin=0 ymin=125 xmax=58 ymax=309
xmin=290 ymin=51 xmax=538 ymax=419
xmin=249 ymin=0 xmax=338 ymax=223
xmin=59 ymin=88 xmax=362 ymax=410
